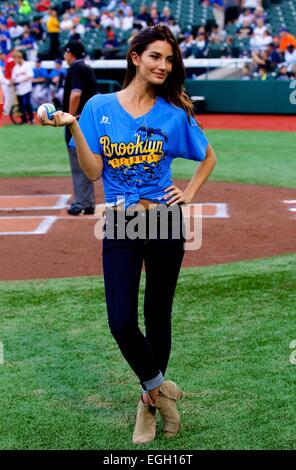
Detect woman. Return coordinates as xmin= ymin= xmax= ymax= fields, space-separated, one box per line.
xmin=40 ymin=24 xmax=217 ymax=444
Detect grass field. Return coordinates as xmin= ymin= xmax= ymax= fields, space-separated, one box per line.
xmin=1 ymin=254 xmax=296 ymax=450
xmin=0 ymin=125 xmax=295 ymax=188
xmin=1 ymin=123 xmax=295 ymax=450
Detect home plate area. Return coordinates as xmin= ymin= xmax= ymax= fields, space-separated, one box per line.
xmin=0 ymin=194 xmax=229 ymax=236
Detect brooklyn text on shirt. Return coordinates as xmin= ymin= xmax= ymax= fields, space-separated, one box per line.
xmin=99 ymin=135 xmax=164 ymax=168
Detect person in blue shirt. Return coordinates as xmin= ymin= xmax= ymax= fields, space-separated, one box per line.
xmin=39 ymin=24 xmax=217 ymax=445
xmin=48 ymin=58 xmax=66 ymax=108
xmin=33 ymin=58 xmax=49 ymax=82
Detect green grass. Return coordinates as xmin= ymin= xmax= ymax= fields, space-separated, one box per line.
xmin=0 ymin=126 xmax=295 ymax=188
xmin=171 ymin=129 xmax=296 ymax=188
xmin=1 ymin=253 xmax=296 ymax=450
xmin=0 ymin=126 xmax=68 ymax=177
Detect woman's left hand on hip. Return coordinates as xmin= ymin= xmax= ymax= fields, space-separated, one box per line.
xmin=162 ymin=185 xmax=192 ymax=206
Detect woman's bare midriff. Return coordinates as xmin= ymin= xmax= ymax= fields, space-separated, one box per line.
xmin=111 ymin=199 xmax=165 ymax=212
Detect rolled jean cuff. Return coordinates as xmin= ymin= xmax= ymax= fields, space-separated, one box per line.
xmin=142 ymin=372 xmax=164 ymax=392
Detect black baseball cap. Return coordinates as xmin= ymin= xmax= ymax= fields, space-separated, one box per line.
xmin=64 ymin=41 xmax=86 ymax=59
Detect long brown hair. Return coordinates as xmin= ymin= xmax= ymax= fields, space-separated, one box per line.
xmin=123 ymin=24 xmax=194 ymax=121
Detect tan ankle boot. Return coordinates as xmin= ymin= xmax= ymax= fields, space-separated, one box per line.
xmin=152 ymin=380 xmax=182 ymax=438
xmin=132 ymin=396 xmax=157 ymax=444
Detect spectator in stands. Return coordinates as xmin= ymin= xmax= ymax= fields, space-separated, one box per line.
xmin=60 ymin=13 xmax=74 ymax=31
xmin=67 ymin=7 xmax=79 ymax=20
xmin=92 ymin=0 xmax=107 ymax=9
xmin=253 ymin=6 xmax=266 ymax=22
xmin=72 ymin=16 xmax=86 ymax=36
xmin=0 ymin=23 xmax=11 ymax=55
xmin=69 ymin=30 xmax=81 ymax=42
xmin=100 ymin=10 xmax=115 ymax=28
xmin=0 ymin=63 xmax=9 ymax=125
xmin=117 ymin=0 xmax=131 ymax=16
xmin=236 ymin=19 xmax=253 ymax=39
xmin=237 ymin=8 xmax=254 ymax=26
xmin=47 ymin=7 xmax=60 ymax=59
xmin=223 ymin=34 xmax=239 ymax=57
xmin=258 ymin=64 xmax=268 ymax=80
xmin=276 ymin=64 xmax=290 ymax=81
xmin=149 ymin=5 xmax=160 ymax=26
xmin=252 ymin=47 xmax=279 ymax=74
xmin=16 ymin=30 xmax=35 ymax=51
xmin=75 ymin=0 xmax=85 ymax=9
xmin=36 ymin=0 xmax=51 ymax=13
xmin=266 ymin=43 xmax=282 ymax=70
xmin=240 ymin=63 xmax=252 ymax=79
xmin=168 ymin=19 xmax=181 ymax=39
xmin=253 ymin=16 xmax=267 ymax=40
xmin=86 ymin=15 xmax=101 ymax=30
xmin=209 ymin=23 xmax=226 ymax=43
xmin=259 ymin=30 xmax=273 ymax=51
xmin=250 ymin=27 xmax=273 ymax=52
xmin=179 ymin=32 xmax=195 ymax=58
xmin=8 ymin=18 xmax=24 ymax=40
xmin=0 ymin=75 xmax=5 ymax=126
xmin=18 ymin=0 xmax=32 ymax=15
xmin=136 ymin=4 xmax=151 ymax=28
xmin=194 ymin=26 xmax=209 ymax=58
xmin=284 ymin=45 xmax=296 ymax=72
xmin=279 ymin=27 xmax=296 ymax=53
xmin=30 ymin=16 xmax=45 ymax=41
xmin=210 ymin=0 xmax=225 ymax=32
xmin=3 ymin=49 xmax=15 ymax=114
xmin=48 ymin=58 xmax=66 ymax=108
xmin=32 ymin=57 xmax=48 ymax=84
xmin=160 ymin=6 xmax=174 ymax=24
xmin=61 ymin=0 xmax=72 ymax=15
xmin=82 ymin=2 xmax=100 ymax=21
xmin=224 ymin=0 xmax=240 ymax=26
xmin=241 ymin=0 xmax=261 ymax=12
xmin=49 ymin=57 xmax=66 ymax=83
xmin=123 ymin=8 xmax=134 ymax=31
xmin=103 ymin=27 xmax=119 ymax=57
xmin=11 ymin=50 xmax=34 ymax=123
xmin=31 ymin=57 xmax=50 ymax=107
xmin=113 ymin=8 xmax=125 ymax=29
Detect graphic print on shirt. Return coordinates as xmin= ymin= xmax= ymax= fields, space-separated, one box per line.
xmin=99 ymin=126 xmax=169 ymax=186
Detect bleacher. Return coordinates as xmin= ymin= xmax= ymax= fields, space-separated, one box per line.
xmin=268 ymin=0 xmax=296 ymax=36
xmin=3 ymin=0 xmax=296 ymax=60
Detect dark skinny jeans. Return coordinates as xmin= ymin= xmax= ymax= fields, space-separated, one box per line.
xmin=102 ymin=204 xmax=185 ymax=392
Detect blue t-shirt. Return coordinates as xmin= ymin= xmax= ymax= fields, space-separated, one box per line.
xmin=69 ymin=92 xmax=208 ymax=209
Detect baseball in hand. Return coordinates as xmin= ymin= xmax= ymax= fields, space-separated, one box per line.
xmin=37 ymin=103 xmax=56 ymax=123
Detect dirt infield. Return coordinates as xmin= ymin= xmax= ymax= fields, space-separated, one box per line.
xmin=0 ymin=177 xmax=295 ymax=281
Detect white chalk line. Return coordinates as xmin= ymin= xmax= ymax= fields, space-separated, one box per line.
xmin=0 ymin=194 xmax=71 ymax=211
xmin=0 ymin=216 xmax=57 ymax=235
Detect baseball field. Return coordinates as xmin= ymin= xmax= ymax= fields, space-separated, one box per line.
xmin=0 ymin=115 xmax=296 ymax=450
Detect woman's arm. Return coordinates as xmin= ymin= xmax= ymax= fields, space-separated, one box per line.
xmin=40 ymin=111 xmax=103 ymax=181
xmin=164 ymin=144 xmax=217 ymax=206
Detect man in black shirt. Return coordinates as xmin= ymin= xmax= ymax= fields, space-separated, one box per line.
xmin=63 ymin=41 xmax=97 ymax=215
